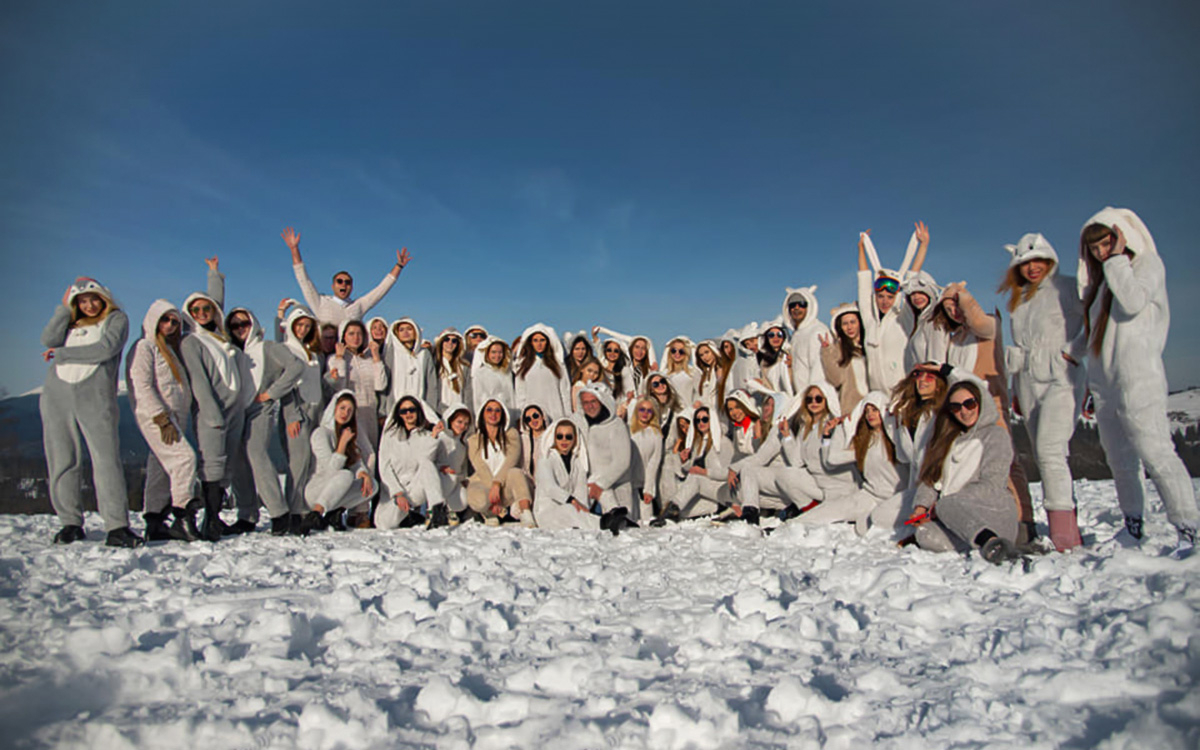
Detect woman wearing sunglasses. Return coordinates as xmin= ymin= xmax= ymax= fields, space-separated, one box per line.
xmin=1069 ymin=208 xmax=1198 ymax=557
xmin=907 ymin=373 xmax=1019 ymax=563
xmin=533 ymin=418 xmax=601 ymax=530
xmin=519 ymin=404 xmax=548 ymax=487
xmin=593 ymin=326 xmax=657 ymax=395
xmin=225 ymin=306 xmax=305 ymax=535
xmin=433 ymin=328 xmax=473 ymax=416
xmin=653 ymin=406 xmax=733 ymax=524
xmin=376 ymin=395 xmax=447 ymax=529
xmin=857 ymin=222 xmax=930 ymax=392
xmin=515 ymin=323 xmax=572 ymax=421
xmin=661 ymin=337 xmax=698 ymax=408
xmin=756 ymin=323 xmax=795 ymax=397
xmin=820 ymin=303 xmax=868 ymax=416
xmin=799 ymin=391 xmax=905 ymax=534
xmin=1000 ymin=233 xmax=1086 ymax=550
xmin=630 ymin=397 xmax=664 ymax=515
xmin=592 ymin=335 xmax=635 ymax=416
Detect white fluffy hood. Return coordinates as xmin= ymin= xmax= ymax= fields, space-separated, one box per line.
xmin=181 ymin=290 xmax=226 ymax=338
xmin=67 ymin=278 xmax=120 ymax=313
xmin=1004 ymin=232 xmax=1059 ymax=270
xmin=141 ymin=299 xmax=180 ymax=340
xmin=781 ymin=286 xmax=821 ymax=333
xmin=843 ymin=390 xmax=895 ymax=448
xmin=784 ymin=380 xmax=841 ymax=421
xmin=539 ymin=416 xmax=589 ymax=473
xmin=321 ymin=389 xmax=357 ymax=430
xmin=518 ymin=322 xmax=566 ymax=369
xmin=1076 ymin=207 xmax=1159 ymax=298
xmin=829 ymin=302 xmax=860 ymax=330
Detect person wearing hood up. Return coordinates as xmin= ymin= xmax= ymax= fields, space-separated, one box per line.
xmin=652 ymin=405 xmax=733 ymax=525
xmin=781 ymin=286 xmax=830 ymax=397
xmin=692 ymin=340 xmax=730 ymax=414
xmin=820 ymin=304 xmax=868 ymax=415
xmin=281 ymin=226 xmax=411 ymax=329
xmin=593 ymin=326 xmax=657 ymax=400
xmin=641 ymin=371 xmax=684 ymax=444
xmin=471 ymin=336 xmax=516 ymax=411
xmin=326 ymin=319 xmax=388 ymax=460
xmin=467 ymin=400 xmax=534 ymax=526
xmin=756 ymin=322 xmax=794 ymax=397
xmin=800 ymin=391 xmax=906 ymax=534
xmin=563 ymin=331 xmax=596 ymax=385
xmin=721 ymin=389 xmax=766 ymax=524
xmin=433 ymin=402 xmax=473 ymax=526
xmin=658 ymin=410 xmax=694 ymax=508
xmin=433 ymin=328 xmax=473 ymax=416
xmin=662 ymin=337 xmax=698 ymax=407
xmin=725 ymin=387 xmax=814 ymax=523
xmin=303 ymin=391 xmax=377 ymax=531
xmin=41 ymin=276 xmax=141 ymax=548
xmin=180 ymin=257 xmax=245 ymax=541
xmin=275 ymin=300 xmax=327 ymax=526
xmin=462 ymin=326 xmax=489 ymax=366
xmin=376 ymin=395 xmax=449 ymax=529
xmin=1067 ymin=208 xmax=1198 ymax=558
xmin=629 ymin=397 xmax=664 ymax=515
xmin=857 ymin=222 xmax=930 ymax=393
xmin=578 ymin=385 xmax=638 ymax=532
xmin=127 ymin=298 xmax=201 ymax=542
xmin=592 ymin=335 xmax=635 ymax=417
xmin=386 ymin=317 xmax=438 ymax=415
xmin=515 ymin=323 xmax=572 ymax=420
xmin=533 ymin=418 xmax=603 ymax=531
xmin=901 ymin=271 xmax=944 ymax=373
xmin=367 ymin=316 xmax=391 ymax=425
xmin=1000 ymin=233 xmax=1086 ymax=551
xmin=225 ymin=306 xmax=306 ymax=535
xmin=907 ymin=373 xmax=1020 ymax=563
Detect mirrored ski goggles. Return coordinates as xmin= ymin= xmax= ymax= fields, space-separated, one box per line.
xmin=874 ymin=276 xmax=900 ymax=294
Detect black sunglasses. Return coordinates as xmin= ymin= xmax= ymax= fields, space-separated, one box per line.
xmin=523 ymin=412 xmax=543 ymax=424
xmin=651 ymin=380 xmax=667 ymax=388
xmin=696 ymin=416 xmax=710 ymax=424
xmin=554 ymin=432 xmax=574 ymax=440
xmin=805 ymin=395 xmax=825 ymax=404
xmin=788 ymin=300 xmax=808 ymax=309
xmin=949 ymin=398 xmax=979 ymax=414
xmin=397 ymin=407 xmax=418 ymax=416
xmin=229 ymin=319 xmax=252 ymax=329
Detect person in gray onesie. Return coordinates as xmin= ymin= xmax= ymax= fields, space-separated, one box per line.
xmin=179 ymin=258 xmax=244 ymax=541
xmin=40 ymin=277 xmax=142 ymax=548
xmin=225 ymin=306 xmax=306 ymax=535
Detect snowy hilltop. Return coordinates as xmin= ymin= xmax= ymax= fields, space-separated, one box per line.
xmin=1 ymin=479 xmax=1197 ymax=749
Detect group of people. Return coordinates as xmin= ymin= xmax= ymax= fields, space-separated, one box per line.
xmin=39 ymin=208 xmax=1198 ymax=561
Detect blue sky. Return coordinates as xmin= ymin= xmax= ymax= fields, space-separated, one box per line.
xmin=3 ymin=1 xmax=1199 ymax=396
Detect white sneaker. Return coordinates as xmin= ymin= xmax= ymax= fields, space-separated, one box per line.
xmin=484 ymin=516 xmax=500 ymax=527
xmin=519 ymin=509 xmax=537 ymax=529
xmin=1170 ymin=526 xmax=1196 ymax=560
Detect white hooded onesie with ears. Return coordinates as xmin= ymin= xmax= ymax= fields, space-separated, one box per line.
xmin=534 ymin=417 xmax=602 ymax=530
xmin=515 ymin=323 xmax=572 ymax=420
xmin=375 ymin=397 xmax=447 ymax=528
xmin=578 ymin=384 xmax=636 ymax=519
xmin=1003 ymin=233 xmax=1086 ymax=514
xmin=305 ymin=390 xmax=377 ymax=513
xmin=1069 ymin=207 xmax=1198 ymax=529
xmin=858 ymin=231 xmax=918 ymax=393
xmin=782 ymin=286 xmax=830 ymax=396
xmin=471 ymin=336 xmax=516 ymax=411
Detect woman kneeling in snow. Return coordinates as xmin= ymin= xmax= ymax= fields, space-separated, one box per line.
xmin=907 ymin=374 xmax=1019 ymax=563
xmin=304 ymin=391 xmax=377 ymax=532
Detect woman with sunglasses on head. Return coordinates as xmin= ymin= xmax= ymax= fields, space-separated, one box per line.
xmin=661 ymin=337 xmax=698 ymax=408
xmin=432 ymin=328 xmax=472 ymax=417
xmin=326 ymin=319 xmax=388 ymax=461
xmin=225 ymin=306 xmax=305 ymax=535
xmin=467 ymin=400 xmax=534 ymax=526
xmin=303 ymin=391 xmax=376 ymax=532
xmin=692 ymin=339 xmax=730 ymax=414
xmin=1000 ymin=233 xmax=1086 ymax=550
xmin=1068 ymin=208 xmax=1198 ymax=557
xmin=515 ymin=323 xmax=572 ymax=421
xmin=533 ymin=418 xmax=602 ymax=531
xmin=781 ymin=287 xmax=830 ymax=398
xmin=471 ymin=336 xmax=515 ymax=411
xmin=41 ymin=276 xmax=139 ymax=548
xmin=376 ymin=395 xmax=447 ymax=529
xmin=518 ymin=404 xmax=548 ymax=487
xmin=857 ymin=222 xmax=930 ymax=393
xmin=653 ymin=406 xmax=733 ymax=524
xmin=799 ymin=391 xmax=905 ymax=534
xmin=179 ymin=257 xmax=245 ymax=541
xmin=907 ymin=374 xmax=1019 ymax=563
xmin=630 ymin=397 xmax=664 ymax=516
xmin=820 ymin=303 xmax=868 ymax=416
xmin=274 ymin=300 xmax=326 ymax=530
xmin=756 ymin=323 xmax=795 ymax=398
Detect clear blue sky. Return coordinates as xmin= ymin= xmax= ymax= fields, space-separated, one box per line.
xmin=3 ymin=1 xmax=1199 ymax=396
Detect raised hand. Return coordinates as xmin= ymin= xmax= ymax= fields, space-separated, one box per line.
xmin=857 ymin=229 xmax=871 ymax=253
xmin=368 ymin=340 xmax=381 ymax=360
xmin=396 ymin=247 xmax=411 ymax=268
xmin=281 ymin=227 xmax=301 ymax=251
xmin=778 ymin=418 xmax=791 ymax=438
xmin=1110 ymin=224 xmax=1127 ymax=259
xmin=335 ymin=342 xmax=347 ymax=359
xmin=914 ymin=220 xmax=930 ymax=245
xmin=205 ymin=256 xmax=219 ymax=272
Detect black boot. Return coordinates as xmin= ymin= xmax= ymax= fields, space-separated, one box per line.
xmin=300 ymin=510 xmax=326 ymax=535
xmin=427 ymin=504 xmax=450 ymax=529
xmin=270 ymin=514 xmax=291 ymax=536
xmin=324 ymin=508 xmax=347 ymax=531
xmin=169 ymin=499 xmax=203 ymax=542
xmin=201 ymin=481 xmax=225 ymax=542
xmin=228 ymin=519 xmax=258 ymax=535
xmin=53 ymin=525 xmax=86 ymax=544
xmin=142 ymin=512 xmax=172 ymax=541
xmin=106 ymin=527 xmax=146 ymax=549
xmin=289 ymin=513 xmax=309 ymax=537
xmin=600 ymin=507 xmax=630 ymax=536
xmin=977 ymin=531 xmax=1017 ymax=565
xmin=742 ymin=507 xmax=761 ymax=526
xmin=649 ymin=503 xmax=680 ymax=528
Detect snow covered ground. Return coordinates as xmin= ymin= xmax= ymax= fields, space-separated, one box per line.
xmin=1 ymin=480 xmax=1197 ymax=750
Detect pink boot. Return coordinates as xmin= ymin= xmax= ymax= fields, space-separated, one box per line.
xmin=1047 ymin=509 xmax=1083 ymax=552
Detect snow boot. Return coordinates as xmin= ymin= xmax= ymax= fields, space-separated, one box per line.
xmin=53 ymin=525 xmax=86 ymax=544
xmin=270 ymin=514 xmax=291 ymax=536
xmin=228 ymin=519 xmax=258 ymax=535
xmin=169 ymin=499 xmax=203 ymax=542
xmin=105 ymin=527 xmax=146 ymax=549
xmin=324 ymin=509 xmax=348 ymax=531
xmin=1112 ymin=515 xmax=1144 ymax=548
xmin=650 ymin=503 xmax=681 ymax=528
xmin=300 ymin=510 xmax=326 ymax=535
xmin=200 ymin=481 xmax=226 ymax=542
xmin=742 ymin=507 xmax=761 ymax=526
xmin=1016 ymin=521 xmax=1039 ymax=547
xmin=1046 ymin=509 xmax=1083 ymax=552
xmin=426 ymin=504 xmax=450 ymax=530
xmin=1170 ymin=525 xmax=1196 ymax=560
xmin=142 ymin=512 xmax=172 ymax=542
xmin=600 ymin=507 xmax=631 ymax=536
xmin=979 ymin=535 xmax=1017 ymax=565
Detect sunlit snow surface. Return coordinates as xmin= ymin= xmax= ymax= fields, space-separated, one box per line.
xmin=1 ymin=481 xmax=1198 ymax=749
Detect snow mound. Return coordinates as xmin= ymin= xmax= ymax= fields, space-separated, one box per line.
xmin=0 ymin=479 xmax=1197 ymax=748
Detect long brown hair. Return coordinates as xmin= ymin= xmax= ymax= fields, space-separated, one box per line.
xmin=1079 ymin=223 xmax=1124 ymax=357
xmin=333 ymin=394 xmax=360 ymax=465
xmin=890 ymin=370 xmax=947 ymax=433
xmin=292 ymin=314 xmax=321 ymax=359
xmin=689 ymin=406 xmax=713 ymax=456
xmin=695 ymin=343 xmax=729 ymax=406
xmin=996 ymin=260 xmax=1053 ymax=313
xmin=794 ymin=385 xmax=831 ymax=439
xmin=477 ymin=399 xmax=510 ymax=459
xmin=629 ymin=337 xmax=653 ymax=380
xmin=436 ymin=333 xmax=465 ymax=393
xmin=917 ymin=382 xmax=982 ymax=488
xmin=850 ymin=404 xmax=896 ymax=472
xmin=517 ymin=332 xmax=564 ymax=379
xmin=155 ymin=310 xmax=186 ymax=385
xmin=835 ymin=312 xmax=864 ymax=367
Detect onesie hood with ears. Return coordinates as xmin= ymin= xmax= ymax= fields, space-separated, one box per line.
xmin=781 ymin=286 xmax=821 ymax=334
xmin=1075 ymin=207 xmax=1159 ymax=298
